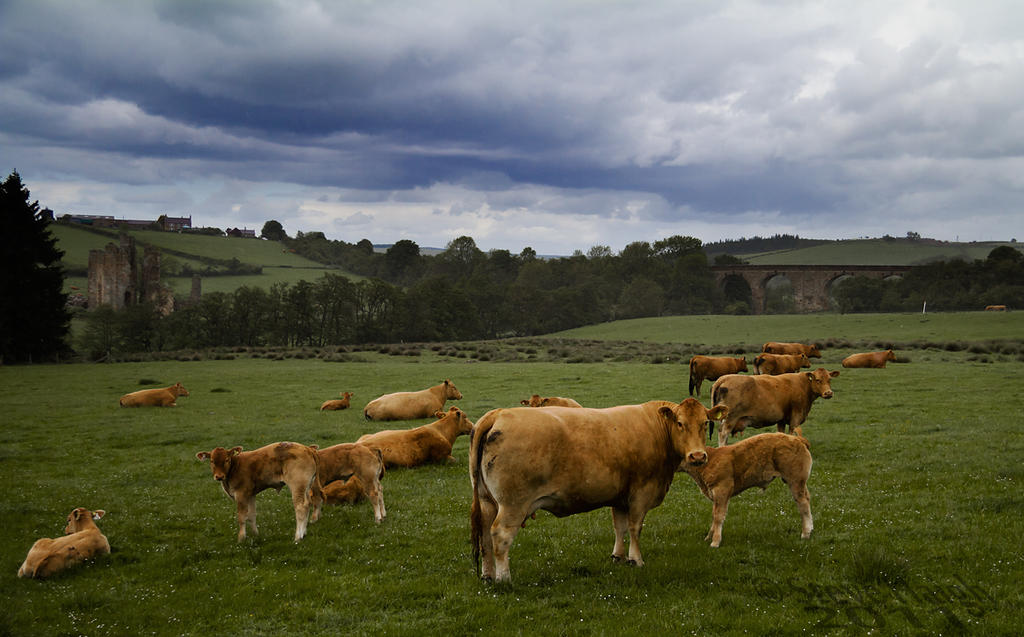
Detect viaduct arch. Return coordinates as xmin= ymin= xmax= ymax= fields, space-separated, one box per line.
xmin=710 ymin=264 xmax=912 ymax=314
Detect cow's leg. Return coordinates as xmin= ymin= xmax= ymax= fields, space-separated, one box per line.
xmin=368 ymin=477 xmax=386 ymax=523
xmin=789 ymin=479 xmax=813 ymax=539
xmin=717 ymin=421 xmax=731 ymax=447
xmin=708 ymin=493 xmax=730 ymax=548
xmin=309 ymin=478 xmax=324 ymax=523
xmin=290 ymin=478 xmax=313 ymax=542
xmin=625 ymin=506 xmax=648 ymax=566
xmin=477 ymin=496 xmax=499 ymax=581
xmin=611 ymin=507 xmax=629 ymax=562
xmin=491 ymin=506 xmax=526 ymax=583
xmin=236 ymin=497 xmax=255 ymax=542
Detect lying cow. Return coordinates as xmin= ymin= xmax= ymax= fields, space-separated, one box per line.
xmin=519 ymin=394 xmax=583 ymax=408
xmin=310 ymin=443 xmax=386 ymax=523
xmin=753 ymin=353 xmax=810 ymax=375
xmin=357 ymin=406 xmax=474 ymax=468
xmin=710 ymin=368 xmax=839 ymax=447
xmin=678 ymin=430 xmax=813 ymax=547
xmin=323 ymin=476 xmax=367 ymax=506
xmin=320 ymin=391 xmax=354 ymax=411
xmin=761 ymin=342 xmax=822 ymax=358
xmin=842 ymin=349 xmax=897 ymax=369
xmin=985 ymin=305 xmax=1007 ymax=311
xmin=688 ymin=356 xmax=748 ymax=396
xmin=470 ymin=398 xmax=725 ymax=582
xmin=196 ymin=442 xmax=321 ymax=542
xmin=119 ymin=382 xmax=189 ymax=407
xmin=18 ymin=508 xmax=110 ymax=579
xmin=363 ymin=379 xmax=463 ymax=421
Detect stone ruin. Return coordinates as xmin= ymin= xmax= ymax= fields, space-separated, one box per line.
xmin=87 ymin=234 xmax=175 ymax=314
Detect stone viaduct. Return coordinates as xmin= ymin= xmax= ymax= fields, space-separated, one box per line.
xmin=710 ymin=264 xmax=912 ymax=314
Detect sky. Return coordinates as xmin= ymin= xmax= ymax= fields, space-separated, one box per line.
xmin=2 ymin=0 xmax=1023 ymax=255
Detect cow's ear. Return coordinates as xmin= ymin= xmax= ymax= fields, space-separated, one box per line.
xmin=657 ymin=406 xmax=677 ymax=424
xmin=707 ymin=404 xmax=729 ymax=421
xmin=72 ymin=509 xmax=83 ymax=521
xmin=229 ymin=446 xmax=243 ymax=456
xmin=309 ymin=444 xmax=319 ymax=450
xmin=829 ymin=371 xmax=840 ymax=378
xmin=196 ymin=451 xmax=210 ymax=461
xmin=93 ymin=510 xmax=106 ymax=520
xmin=804 ymin=372 xmax=814 ymax=380
xmin=520 ymin=400 xmax=529 ymax=405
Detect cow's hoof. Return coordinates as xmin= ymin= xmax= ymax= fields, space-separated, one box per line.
xmin=626 ymin=559 xmax=643 ymax=567
xmin=611 ymin=555 xmax=624 ymax=563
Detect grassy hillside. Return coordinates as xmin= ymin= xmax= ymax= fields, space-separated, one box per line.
xmin=736 ymin=238 xmax=1015 ymax=265
xmin=52 ymin=224 xmax=363 ymax=295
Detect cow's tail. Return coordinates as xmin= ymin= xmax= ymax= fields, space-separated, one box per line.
xmin=470 ymin=409 xmax=500 ymax=576
xmin=688 ymin=359 xmax=698 ymax=396
xmin=374 ymin=448 xmax=386 ymax=481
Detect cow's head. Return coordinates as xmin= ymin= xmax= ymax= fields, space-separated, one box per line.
xmin=799 ymin=354 xmax=811 ymax=368
xmin=520 ymin=394 xmax=543 ymax=407
xmin=807 ymin=345 xmax=822 ymax=358
xmin=885 ymin=350 xmax=897 ymax=362
xmin=173 ymin=382 xmax=190 ymax=397
xmin=65 ymin=508 xmax=104 ymax=534
xmin=196 ymin=446 xmax=243 ymax=481
xmin=443 ymin=379 xmax=463 ymax=400
xmin=805 ymin=368 xmax=839 ymax=399
xmin=737 ymin=357 xmax=748 ymax=372
xmin=658 ymin=398 xmax=727 ymax=467
xmin=438 ymin=406 xmax=475 ymax=436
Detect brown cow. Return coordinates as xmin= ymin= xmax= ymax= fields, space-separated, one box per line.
xmin=119 ymin=382 xmax=189 ymax=407
xmin=710 ymin=368 xmax=839 ymax=447
xmin=357 ymin=406 xmax=474 ymax=468
xmin=18 ymin=508 xmax=111 ymax=579
xmin=320 ymin=392 xmax=354 ymax=411
xmin=761 ymin=342 xmax=822 ymax=358
xmin=363 ymin=379 xmax=463 ymax=421
xmin=195 ymin=442 xmax=321 ymax=542
xmin=842 ymin=349 xmax=897 ymax=368
xmin=688 ymin=356 xmax=748 ymax=396
xmin=520 ymin=394 xmax=584 ymax=408
xmin=753 ymin=353 xmax=810 ymax=375
xmin=679 ymin=432 xmax=813 ymax=547
xmin=322 ymin=475 xmax=367 ymax=506
xmin=470 ymin=398 xmax=726 ymax=582
xmin=985 ymin=305 xmax=1007 ymax=311
xmin=310 ymin=443 xmax=386 ymax=523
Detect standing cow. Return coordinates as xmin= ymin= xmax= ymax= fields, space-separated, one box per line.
xmin=753 ymin=353 xmax=810 ymax=375
xmin=841 ymin=350 xmax=897 ymax=368
xmin=363 ymin=380 xmax=463 ymax=421
xmin=470 ymin=398 xmax=726 ymax=582
xmin=710 ymin=368 xmax=839 ymax=446
xmin=688 ymin=356 xmax=748 ymax=396
xmin=761 ymin=342 xmax=822 ymax=358
xmin=310 ymin=443 xmax=386 ymax=523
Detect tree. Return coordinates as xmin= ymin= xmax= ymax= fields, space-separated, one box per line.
xmin=0 ymin=171 xmax=70 ymax=363
xmin=260 ymin=219 xmax=288 ymax=241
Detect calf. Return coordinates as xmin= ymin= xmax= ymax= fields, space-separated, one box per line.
xmin=688 ymin=356 xmax=748 ymax=396
xmin=119 ymin=382 xmax=189 ymax=407
xmin=842 ymin=349 xmax=897 ymax=368
xmin=753 ymin=353 xmax=810 ymax=375
xmin=681 ymin=431 xmax=813 ymax=547
xmin=710 ymin=368 xmax=839 ymax=446
xmin=761 ymin=342 xmax=822 ymax=358
xmin=18 ymin=508 xmax=110 ymax=579
xmin=196 ymin=442 xmax=321 ymax=542
xmin=357 ymin=406 xmax=474 ymax=468
xmin=520 ymin=394 xmax=583 ymax=408
xmin=470 ymin=398 xmax=725 ymax=582
xmin=310 ymin=443 xmax=386 ymax=523
xmin=323 ymin=476 xmax=367 ymax=505
xmin=363 ymin=379 xmax=463 ymax=421
xmin=320 ymin=391 xmax=354 ymax=411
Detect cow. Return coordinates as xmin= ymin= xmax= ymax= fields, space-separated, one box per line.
xmin=357 ymin=406 xmax=474 ymax=468
xmin=519 ymin=394 xmax=583 ymax=408
xmin=469 ymin=398 xmax=726 ymax=582
xmin=985 ymin=305 xmax=1007 ymax=311
xmin=320 ymin=392 xmax=354 ymax=411
xmin=753 ymin=352 xmax=810 ymax=375
xmin=195 ymin=442 xmax=321 ymax=542
xmin=310 ymin=443 xmax=386 ymax=523
xmin=322 ymin=476 xmax=367 ymax=506
xmin=18 ymin=508 xmax=111 ymax=579
xmin=761 ymin=342 xmax=822 ymax=358
xmin=679 ymin=431 xmax=813 ymax=547
xmin=119 ymin=382 xmax=189 ymax=407
xmin=363 ymin=379 xmax=463 ymax=421
xmin=842 ymin=349 xmax=897 ymax=369
xmin=710 ymin=368 xmax=839 ymax=447
xmin=688 ymin=356 xmax=748 ymax=396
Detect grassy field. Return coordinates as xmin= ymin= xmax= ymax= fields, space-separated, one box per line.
xmin=739 ymin=239 xmax=1015 ymax=266
xmin=1 ymin=314 xmax=1022 ymax=635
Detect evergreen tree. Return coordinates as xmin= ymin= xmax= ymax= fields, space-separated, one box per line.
xmin=0 ymin=171 xmax=70 ymax=363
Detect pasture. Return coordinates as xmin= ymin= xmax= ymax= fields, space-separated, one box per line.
xmin=2 ymin=315 xmax=1022 ymax=635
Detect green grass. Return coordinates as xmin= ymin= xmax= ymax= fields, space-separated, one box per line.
xmin=739 ymin=239 xmax=1015 ymax=266
xmin=2 ymin=317 xmax=1022 ymax=634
